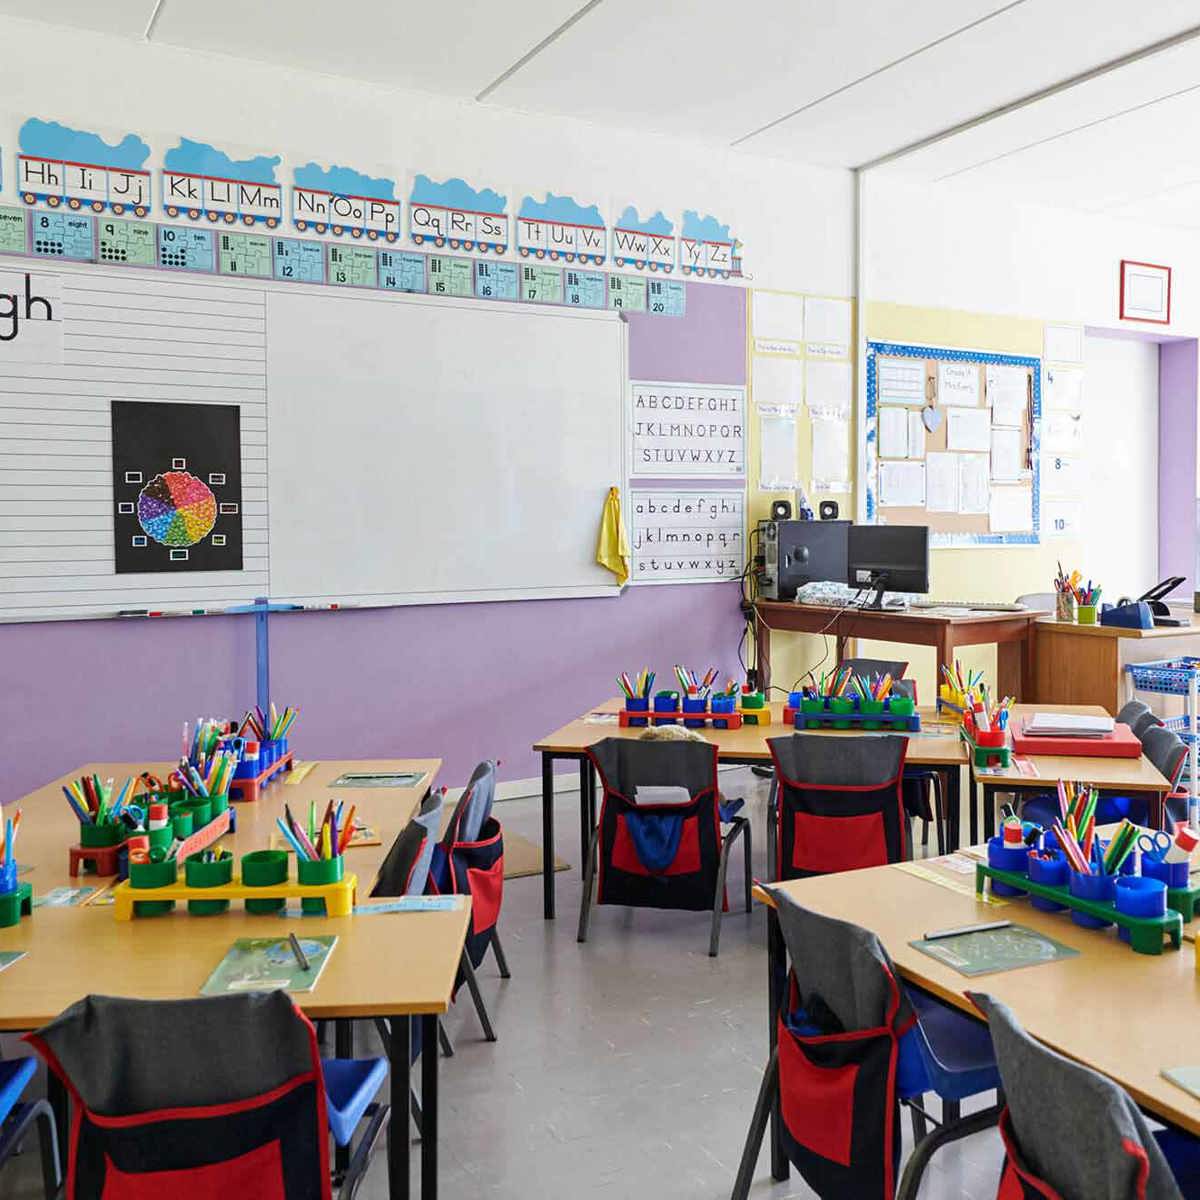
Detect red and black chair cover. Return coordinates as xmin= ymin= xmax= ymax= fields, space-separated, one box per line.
xmin=768 ymin=733 xmax=909 ymax=880
xmin=970 ymin=993 xmax=1186 ymax=1200
xmin=25 ymin=991 xmax=330 ymax=1200
xmin=774 ymin=889 xmax=917 ymax=1199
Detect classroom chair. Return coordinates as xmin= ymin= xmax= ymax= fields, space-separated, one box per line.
xmin=732 ymin=891 xmax=1001 ymax=1200
xmin=1016 ymin=591 xmax=1057 ymax=611
xmin=577 ymin=737 xmax=751 ymax=956
xmin=767 ymin=732 xmax=908 ymax=881
xmin=1116 ymin=698 xmax=1154 ymax=730
xmin=26 ymin=991 xmax=337 ymax=1198
xmin=942 ymin=992 xmax=1197 ymax=1200
xmin=0 ymin=1054 xmax=59 ymax=1200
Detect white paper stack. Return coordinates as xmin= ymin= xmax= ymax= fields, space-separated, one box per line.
xmin=1023 ymin=713 xmax=1114 ymax=738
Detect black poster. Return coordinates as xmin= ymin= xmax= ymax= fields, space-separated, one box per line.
xmin=111 ymin=400 xmax=243 ymax=574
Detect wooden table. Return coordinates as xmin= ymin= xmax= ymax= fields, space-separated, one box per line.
xmin=532 ymin=699 xmax=968 ymax=918
xmin=0 ymin=759 xmax=457 ymax=1200
xmin=751 ymin=855 xmax=1200 ymax=1190
xmin=1032 ymin=614 xmax=1200 ymax=714
xmin=755 ymin=601 xmax=1043 ymax=699
xmin=970 ymin=705 xmax=1172 ymax=838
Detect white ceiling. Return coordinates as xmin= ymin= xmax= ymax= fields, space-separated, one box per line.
xmin=8 ymin=0 xmax=1200 ymax=226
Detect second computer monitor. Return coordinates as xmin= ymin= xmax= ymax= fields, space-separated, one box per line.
xmin=847 ymin=524 xmax=930 ymax=598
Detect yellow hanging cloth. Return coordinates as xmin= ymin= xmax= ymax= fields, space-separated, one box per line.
xmin=596 ymin=486 xmax=630 ymax=586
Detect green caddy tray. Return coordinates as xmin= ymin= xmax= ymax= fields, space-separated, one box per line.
xmin=975 ymin=863 xmax=1183 ymax=956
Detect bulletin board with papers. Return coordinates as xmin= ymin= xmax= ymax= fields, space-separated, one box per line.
xmin=864 ymin=340 xmax=1040 ymax=547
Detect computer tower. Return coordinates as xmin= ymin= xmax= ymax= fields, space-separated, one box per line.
xmin=755 ymin=519 xmax=850 ymax=601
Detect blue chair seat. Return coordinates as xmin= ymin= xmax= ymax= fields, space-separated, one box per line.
xmin=0 ymin=1058 xmax=36 ymax=1121
xmin=1020 ymin=791 xmax=1149 ymax=831
xmin=897 ymin=989 xmax=1000 ymax=1102
xmin=1157 ymin=1128 xmax=1200 ymax=1200
xmin=322 ymin=1057 xmax=387 ymax=1147
xmin=719 ymin=798 xmax=745 ymax=822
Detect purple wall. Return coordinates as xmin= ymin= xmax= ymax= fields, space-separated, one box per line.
xmin=1158 ymin=340 xmax=1198 ymax=590
xmin=1 ymin=282 xmax=748 ymax=800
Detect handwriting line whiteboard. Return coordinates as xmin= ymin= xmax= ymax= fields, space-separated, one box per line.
xmin=266 ymin=290 xmax=626 ymax=606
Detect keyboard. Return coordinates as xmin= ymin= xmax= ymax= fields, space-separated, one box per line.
xmin=792 ymin=583 xmax=1027 ymax=612
xmin=908 ymin=599 xmax=1028 ymax=612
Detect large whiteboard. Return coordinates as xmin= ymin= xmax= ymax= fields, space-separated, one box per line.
xmin=267 ymin=289 xmax=626 ymax=605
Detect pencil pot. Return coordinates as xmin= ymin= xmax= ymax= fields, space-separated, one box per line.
xmin=208 ymin=792 xmax=229 ymax=817
xmin=277 ymin=737 xmax=289 ymax=758
xmin=235 ymin=744 xmax=261 ymax=779
xmin=653 ymin=692 xmax=679 ymax=726
xmin=79 ymin=822 xmax=123 ymax=849
xmin=860 ymin=699 xmax=884 ymax=730
xmin=147 ymin=825 xmax=173 ymax=853
xmin=886 ymin=696 xmax=915 ymax=730
xmin=130 ymin=858 xmax=176 ymax=917
xmin=1068 ymin=870 xmax=1116 ymax=928
xmin=711 ymin=696 xmax=735 ymax=729
xmin=298 ymin=855 xmax=344 ymax=915
xmin=1098 ymin=838 xmax=1137 ymax=876
xmin=1115 ymin=876 xmax=1166 ymax=943
xmin=0 ymin=861 xmax=17 ymax=895
xmin=788 ymin=691 xmax=805 ymax=710
xmin=829 ymin=697 xmax=855 ymax=729
xmin=974 ymin=728 xmax=1007 ymax=749
xmin=1056 ymin=592 xmax=1075 ymax=622
xmin=1028 ymin=851 xmax=1069 ymax=911
xmin=185 ymin=850 xmax=232 ymax=916
xmin=624 ymin=697 xmax=649 ymax=728
xmin=682 ymin=696 xmax=707 ymax=728
xmin=0 ymin=865 xmax=21 ymax=927
xmin=741 ymin=691 xmax=765 ymax=709
xmin=242 ymin=849 xmax=289 ymax=913
xmin=1142 ymin=857 xmax=1190 ymax=889
xmin=169 ymin=810 xmax=194 ymax=839
xmin=987 ymin=836 xmax=1029 ymax=896
xmin=1077 ymin=605 xmax=1098 ymax=626
xmin=179 ymin=797 xmax=213 ymax=830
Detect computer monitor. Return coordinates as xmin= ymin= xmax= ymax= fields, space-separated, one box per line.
xmin=775 ymin=519 xmax=850 ymax=597
xmin=847 ymin=524 xmax=930 ymax=608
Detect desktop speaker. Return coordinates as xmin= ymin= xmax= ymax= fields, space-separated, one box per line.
xmin=770 ymin=499 xmax=792 ymax=521
xmin=819 ymin=500 xmax=839 ymax=520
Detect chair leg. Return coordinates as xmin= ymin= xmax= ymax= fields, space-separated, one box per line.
xmin=742 ymin=816 xmax=753 ymax=913
xmin=410 ymin=1087 xmax=423 ymax=1137
xmin=437 ymin=1019 xmax=454 ymax=1059
xmin=730 ymin=1049 xmax=779 ymax=1200
xmin=710 ymin=830 xmax=737 ymax=958
xmin=576 ymin=825 xmax=600 ymax=944
xmin=0 ymin=1100 xmax=61 ymax=1200
xmin=460 ymin=950 xmax=497 ymax=1043
xmin=908 ymin=1099 xmax=928 ymax=1145
xmin=490 ymin=930 xmax=511 ymax=979
xmin=766 ymin=777 xmax=778 ymax=880
xmin=921 ymin=818 xmax=929 ymax=848
xmin=943 ymin=1098 xmax=960 ymax=1124
xmin=896 ymin=1102 xmax=1002 ymax=1200
xmin=373 ymin=1016 xmax=391 ymax=1055
xmin=339 ymin=1102 xmax=391 ymax=1200
xmin=932 ymin=774 xmax=946 ymax=857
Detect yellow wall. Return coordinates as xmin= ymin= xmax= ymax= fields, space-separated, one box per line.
xmin=756 ymin=299 xmax=1081 ymax=701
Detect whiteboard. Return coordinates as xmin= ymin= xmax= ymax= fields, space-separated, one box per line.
xmin=266 ymin=289 xmax=626 ymax=605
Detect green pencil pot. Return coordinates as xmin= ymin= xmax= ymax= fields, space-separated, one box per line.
xmin=130 ymin=858 xmax=176 ymax=917
xmin=829 ymin=697 xmax=854 ymax=729
xmin=146 ymin=825 xmax=173 ymax=853
xmin=242 ymin=849 xmax=289 ymax=914
xmin=208 ymin=793 xmax=229 ymax=816
xmin=298 ymin=855 xmax=344 ymax=915
xmin=887 ymin=697 xmax=915 ymax=729
xmin=185 ymin=851 xmax=232 ymax=915
xmin=800 ymin=698 xmax=824 ymax=715
xmin=860 ymin=699 xmax=884 ymax=730
xmin=79 ymin=822 xmax=123 ymax=849
xmin=1077 ymin=605 xmax=1098 ymax=625
xmin=0 ymin=886 xmax=26 ymax=928
xmin=169 ymin=810 xmax=194 ymax=839
xmin=180 ymin=797 xmax=213 ymax=830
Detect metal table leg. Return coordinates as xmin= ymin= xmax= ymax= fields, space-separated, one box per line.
xmin=542 ymin=752 xmax=555 ymax=919
xmin=420 ymin=1013 xmax=438 ymax=1200
xmin=387 ymin=1015 xmax=411 ymax=1200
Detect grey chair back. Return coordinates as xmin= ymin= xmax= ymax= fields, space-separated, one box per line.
xmin=1141 ymin=725 xmax=1188 ymax=790
xmin=1115 ymin=698 xmax=1151 ymax=728
xmin=839 ymin=657 xmax=914 ymax=700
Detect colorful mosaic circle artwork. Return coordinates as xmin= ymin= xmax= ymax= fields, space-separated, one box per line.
xmin=136 ymin=470 xmax=218 ymax=547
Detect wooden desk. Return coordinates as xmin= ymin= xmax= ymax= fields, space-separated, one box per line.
xmin=755 ymin=601 xmax=1043 ymax=700
xmin=532 ymin=699 xmax=967 ymax=918
xmin=751 ymin=858 xmax=1200 ymax=1189
xmin=1032 ymin=614 xmax=1200 ymax=713
xmin=0 ymin=759 xmax=454 ymax=1200
xmin=971 ymin=705 xmax=1172 ymax=838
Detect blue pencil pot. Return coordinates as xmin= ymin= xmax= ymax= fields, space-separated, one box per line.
xmin=625 ymin=697 xmax=649 ymax=728
xmin=653 ymin=692 xmax=679 ymax=726
xmin=987 ymin=837 xmax=1029 ymax=896
xmin=277 ymin=737 xmax=288 ymax=759
xmin=682 ymin=696 xmax=707 ymax=728
xmin=0 ymin=861 xmax=17 ymax=894
xmin=788 ymin=691 xmax=805 ymax=710
xmin=1068 ymin=870 xmax=1116 ymax=928
xmin=711 ymin=696 xmax=735 ymax=729
xmin=1142 ymin=857 xmax=1189 ymax=889
xmin=1027 ymin=851 xmax=1068 ymax=911
xmin=1115 ymin=876 xmax=1167 ymax=943
xmin=1098 ymin=838 xmax=1137 ymax=876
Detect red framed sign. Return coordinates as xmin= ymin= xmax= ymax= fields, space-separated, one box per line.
xmin=1119 ymin=259 xmax=1171 ymax=324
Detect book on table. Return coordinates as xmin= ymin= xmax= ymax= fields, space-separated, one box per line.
xmin=1023 ymin=713 xmax=1114 ymax=738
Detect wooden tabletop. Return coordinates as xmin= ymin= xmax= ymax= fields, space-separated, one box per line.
xmin=974 ymin=706 xmax=1171 ymax=793
xmin=756 ymin=601 xmax=1041 ymax=628
xmin=1035 ymin=615 xmax=1200 ymax=640
xmin=0 ymin=759 xmax=469 ymax=1029
xmin=533 ymin=698 xmax=968 ymax=767
xmin=760 ymin=856 xmax=1200 ymax=1136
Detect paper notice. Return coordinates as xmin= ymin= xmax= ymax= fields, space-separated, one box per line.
xmin=927 ymin=452 xmax=958 ymax=512
xmin=947 ymin=407 xmax=991 ymax=453
xmin=938 ymin=361 xmax=980 ymax=406
xmin=878 ymin=460 xmax=926 ymax=507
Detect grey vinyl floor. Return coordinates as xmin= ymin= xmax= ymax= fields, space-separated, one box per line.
xmin=4 ymin=768 xmax=1005 ymax=1199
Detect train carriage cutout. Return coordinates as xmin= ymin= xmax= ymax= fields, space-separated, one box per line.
xmin=516 ymin=192 xmax=607 ymax=265
xmin=292 ymin=162 xmax=400 ymax=242
xmin=17 ymin=118 xmax=152 ymax=217
xmin=612 ymin=205 xmax=676 ymax=272
xmin=680 ymin=211 xmax=744 ymax=280
xmin=162 ymin=138 xmax=283 ymax=228
xmin=408 ymin=175 xmax=508 ymax=254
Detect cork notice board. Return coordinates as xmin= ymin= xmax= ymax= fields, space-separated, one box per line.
xmin=864 ymin=340 xmax=1041 ymax=547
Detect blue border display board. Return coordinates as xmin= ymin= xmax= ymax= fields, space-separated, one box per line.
xmin=865 ymin=340 xmax=1041 ymax=547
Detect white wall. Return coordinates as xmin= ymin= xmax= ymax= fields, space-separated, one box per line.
xmin=1081 ymin=335 xmax=1160 ymax=597
xmin=0 ymin=15 xmax=852 ymax=297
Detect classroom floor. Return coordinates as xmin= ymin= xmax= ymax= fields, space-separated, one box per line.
xmin=4 ymin=768 xmax=1005 ymax=1199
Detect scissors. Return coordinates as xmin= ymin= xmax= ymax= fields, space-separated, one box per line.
xmin=1137 ymin=830 xmax=1171 ymax=862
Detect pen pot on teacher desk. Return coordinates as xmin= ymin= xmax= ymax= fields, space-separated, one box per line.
xmin=1055 ymin=592 xmax=1075 ymax=622
xmin=242 ymin=849 xmax=289 ymax=914
xmin=298 ymin=855 xmax=344 ymax=916
xmin=1076 ymin=605 xmax=1098 ymax=625
xmin=185 ymin=850 xmax=232 ymax=916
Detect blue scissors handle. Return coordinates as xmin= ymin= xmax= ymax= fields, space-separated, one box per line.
xmin=1137 ymin=831 xmax=1171 ymax=861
